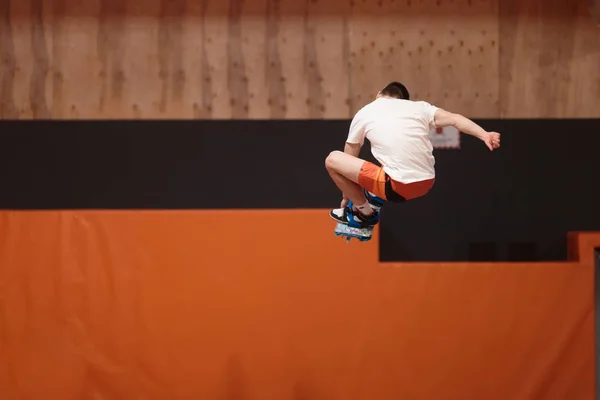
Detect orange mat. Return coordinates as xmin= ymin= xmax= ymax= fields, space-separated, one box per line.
xmin=0 ymin=211 xmax=596 ymax=399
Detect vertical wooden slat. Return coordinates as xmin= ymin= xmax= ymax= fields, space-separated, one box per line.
xmin=50 ymin=0 xmax=65 ymax=118
xmin=53 ymin=0 xmax=100 ymax=118
xmin=126 ymin=0 xmax=161 ymax=118
xmin=29 ymin=0 xmax=50 ymax=118
xmin=158 ymin=0 xmax=186 ymax=115
xmin=174 ymin=1 xmax=206 ymax=119
xmin=234 ymin=0 xmax=266 ymax=119
xmin=275 ymin=0 xmax=309 ymax=118
xmin=499 ymin=0 xmax=600 ymax=118
xmin=196 ymin=0 xmax=213 ymax=118
xmin=0 ymin=0 xmax=17 ymax=118
xmin=303 ymin=0 xmax=324 ymax=119
xmin=227 ymin=0 xmax=250 ymax=118
xmin=97 ymin=0 xmax=126 ymax=117
xmin=265 ymin=0 xmax=287 ymax=119
xmin=10 ymin=0 xmax=33 ymax=118
xmin=202 ymin=0 xmax=231 ymax=119
xmin=304 ymin=0 xmax=349 ymax=119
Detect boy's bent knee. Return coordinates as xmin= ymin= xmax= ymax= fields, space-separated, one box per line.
xmin=325 ymin=150 xmax=343 ymax=171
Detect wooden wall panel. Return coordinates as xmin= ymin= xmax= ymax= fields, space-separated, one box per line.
xmin=347 ymin=0 xmax=499 ymax=117
xmin=0 ymin=0 xmax=599 ymax=119
xmin=500 ymin=0 xmax=600 ymax=118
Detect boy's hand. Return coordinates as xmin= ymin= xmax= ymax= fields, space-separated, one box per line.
xmin=340 ymin=195 xmax=349 ymax=208
xmin=484 ymin=131 xmax=501 ymax=151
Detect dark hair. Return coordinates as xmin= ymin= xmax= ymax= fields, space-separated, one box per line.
xmin=380 ymin=81 xmax=410 ymax=100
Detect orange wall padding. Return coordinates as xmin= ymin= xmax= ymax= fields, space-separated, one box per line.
xmin=0 ymin=211 xmax=596 ymax=399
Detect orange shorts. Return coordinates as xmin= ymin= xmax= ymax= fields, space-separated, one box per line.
xmin=358 ymin=161 xmax=435 ymax=202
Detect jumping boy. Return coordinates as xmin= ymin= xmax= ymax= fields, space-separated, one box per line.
xmin=326 ymin=81 xmax=501 ymax=228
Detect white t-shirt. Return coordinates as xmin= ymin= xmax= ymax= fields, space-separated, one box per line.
xmin=347 ymin=97 xmax=439 ymax=184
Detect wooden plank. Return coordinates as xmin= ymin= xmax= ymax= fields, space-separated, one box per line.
xmin=52 ymin=0 xmax=103 ymax=118
xmin=303 ymin=0 xmax=350 ymax=119
xmin=0 ymin=0 xmax=18 ymax=118
xmin=5 ymin=0 xmax=36 ymax=118
xmin=348 ymin=0 xmax=500 ymax=118
xmin=499 ymin=0 xmax=600 ymax=118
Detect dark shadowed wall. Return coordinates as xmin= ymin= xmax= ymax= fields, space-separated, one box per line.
xmin=1 ymin=119 xmax=599 ymax=262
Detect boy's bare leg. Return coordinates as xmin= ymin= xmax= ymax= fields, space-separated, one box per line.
xmin=325 ymin=150 xmax=376 ymax=219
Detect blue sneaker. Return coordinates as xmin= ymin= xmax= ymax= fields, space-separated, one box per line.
xmin=329 ymin=205 xmax=380 ymax=228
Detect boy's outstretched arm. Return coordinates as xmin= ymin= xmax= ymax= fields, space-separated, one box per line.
xmin=434 ymin=108 xmax=501 ymax=151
